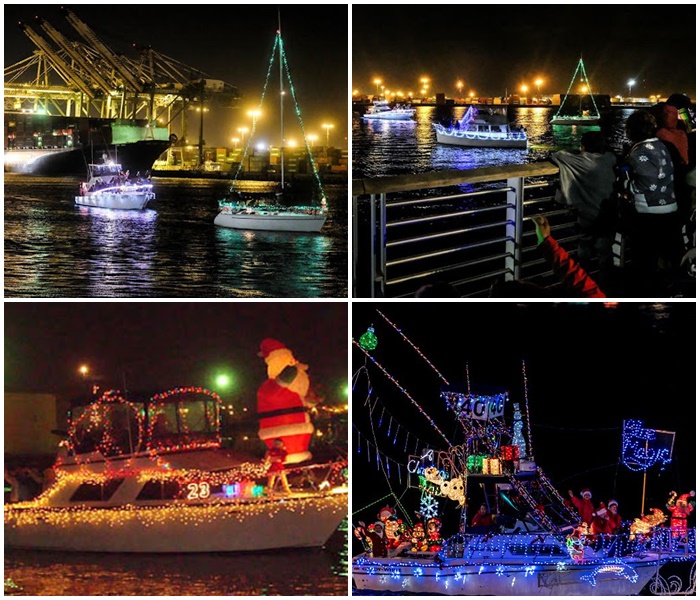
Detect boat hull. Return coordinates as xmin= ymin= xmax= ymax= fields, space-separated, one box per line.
xmin=214 ymin=211 xmax=327 ymax=232
xmin=361 ymin=113 xmax=415 ymax=121
xmin=75 ymin=191 xmax=154 ymax=210
xmin=5 ymin=491 xmax=347 ymax=553
xmin=550 ymin=117 xmax=600 ymax=126
xmin=352 ymin=554 xmax=664 ymax=595
xmin=435 ymin=130 xmax=527 ymax=149
xmin=5 ymin=140 xmax=170 ymax=177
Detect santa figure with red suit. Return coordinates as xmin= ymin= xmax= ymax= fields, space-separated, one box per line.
xmin=605 ymin=500 xmax=623 ymax=534
xmin=666 ymin=490 xmax=695 ymax=540
xmin=257 ymin=338 xmax=318 ymax=464
xmin=590 ymin=503 xmax=609 ymax=535
xmin=568 ymin=487 xmax=595 ymax=524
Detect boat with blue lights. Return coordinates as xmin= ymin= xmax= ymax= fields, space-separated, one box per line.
xmin=361 ymin=100 xmax=416 ymax=121
xmin=4 ymin=388 xmax=348 ymax=553
xmin=433 ymin=106 xmax=528 ymax=148
xmin=75 ymin=161 xmax=155 ymax=210
xmin=351 ymin=337 xmax=694 ymax=595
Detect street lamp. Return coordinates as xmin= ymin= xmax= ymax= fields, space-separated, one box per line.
xmin=535 ymin=78 xmax=543 ymax=98
xmin=322 ymin=123 xmax=334 ymax=147
xmin=79 ymin=364 xmax=89 ymax=378
xmin=627 ymin=79 xmax=636 ymax=98
xmin=308 ymin=134 xmax=318 ymax=148
xmin=456 ymin=80 xmax=464 ymax=99
xmin=237 ymin=127 xmax=248 ymax=142
xmin=247 ymin=109 xmax=261 ymax=129
xmin=231 ymin=137 xmax=240 ymax=149
xmin=373 ymin=78 xmax=382 ymax=97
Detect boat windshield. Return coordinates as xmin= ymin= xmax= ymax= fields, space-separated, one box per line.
xmin=89 ymin=163 xmax=122 ymax=178
xmin=147 ymin=394 xmax=220 ymax=450
xmin=71 ymin=399 xmax=143 ymax=457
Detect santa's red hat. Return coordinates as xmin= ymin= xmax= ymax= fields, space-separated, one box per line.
xmin=608 ymin=500 xmax=618 ymax=509
xmin=377 ymin=506 xmax=396 ymax=521
xmin=595 ymin=503 xmax=607 ymax=517
xmin=581 ymin=488 xmax=592 ymax=499
xmin=258 ymin=338 xmax=287 ymax=358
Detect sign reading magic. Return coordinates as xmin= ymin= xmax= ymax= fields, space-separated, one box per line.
xmin=440 ymin=391 xmax=507 ymax=421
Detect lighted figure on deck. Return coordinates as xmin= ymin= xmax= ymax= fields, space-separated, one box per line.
xmin=366 ymin=521 xmax=388 ymax=557
xmin=265 ymin=438 xmax=292 ymax=494
xmin=568 ymin=487 xmax=595 ymax=524
xmin=666 ymin=490 xmax=695 ymax=540
xmin=606 ymin=500 xmax=622 ymax=534
xmin=426 ymin=517 xmax=444 ymax=551
xmin=629 ymin=508 xmax=667 ymax=539
xmin=471 ymin=503 xmax=494 ymax=527
xmin=590 ymin=503 xmax=609 ymax=535
xmin=257 ymin=338 xmax=317 ymax=464
xmin=410 ymin=522 xmax=428 ymax=552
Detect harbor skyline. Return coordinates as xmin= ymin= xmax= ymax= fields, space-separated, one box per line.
xmin=352 ymin=4 xmax=696 ymax=100
xmin=4 ymin=5 xmax=349 ymax=149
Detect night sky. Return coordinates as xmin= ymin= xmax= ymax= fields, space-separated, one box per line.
xmin=352 ymin=4 xmax=696 ymax=99
xmin=4 ymin=4 xmax=348 ymax=148
xmin=351 ymin=303 xmax=695 ymax=546
xmin=4 ymin=302 xmax=348 ymax=408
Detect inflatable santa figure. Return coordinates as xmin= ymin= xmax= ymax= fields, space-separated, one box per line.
xmin=256 ymin=338 xmax=315 ymax=464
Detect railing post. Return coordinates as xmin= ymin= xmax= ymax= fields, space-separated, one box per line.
xmin=352 ymin=194 xmax=358 ymax=298
xmin=378 ymin=193 xmax=387 ymax=298
xmin=505 ymin=176 xmax=525 ymax=281
xmin=369 ymin=194 xmax=376 ymax=297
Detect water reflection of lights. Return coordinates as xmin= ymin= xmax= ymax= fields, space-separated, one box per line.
xmin=80 ymin=208 xmax=157 ymax=296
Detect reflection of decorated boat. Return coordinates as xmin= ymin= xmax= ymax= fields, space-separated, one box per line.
xmin=4 ymin=388 xmax=348 ymax=553
xmin=433 ymin=106 xmax=528 ymax=148
xmin=351 ymin=318 xmax=694 ymax=596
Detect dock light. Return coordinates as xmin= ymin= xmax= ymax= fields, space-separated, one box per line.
xmin=287 ymin=139 xmax=297 ymax=147
xmin=255 ymin=142 xmax=267 ymax=152
xmin=79 ymin=365 xmax=89 ymax=377
xmin=237 ymin=127 xmax=248 ymax=139
xmin=322 ymin=123 xmax=334 ymax=147
xmin=248 ymin=110 xmax=261 ymax=128
xmin=373 ymin=78 xmax=382 ymax=96
xmin=535 ymin=78 xmax=543 ymax=96
xmin=520 ymin=85 xmax=528 ymax=95
xmin=308 ymin=134 xmax=318 ymax=147
xmin=627 ymin=79 xmax=636 ymax=97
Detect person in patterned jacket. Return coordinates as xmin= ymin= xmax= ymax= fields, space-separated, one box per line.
xmin=622 ymin=110 xmax=680 ymax=294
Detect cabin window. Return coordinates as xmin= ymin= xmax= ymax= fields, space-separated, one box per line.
xmin=69 ymin=478 xmax=125 ymax=502
xmin=136 ymin=479 xmax=182 ymax=501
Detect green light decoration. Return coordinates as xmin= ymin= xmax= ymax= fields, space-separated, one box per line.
xmin=359 ymin=327 xmax=378 ymax=351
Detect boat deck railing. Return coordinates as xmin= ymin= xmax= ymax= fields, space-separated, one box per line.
xmin=352 ymin=163 xmax=607 ymax=298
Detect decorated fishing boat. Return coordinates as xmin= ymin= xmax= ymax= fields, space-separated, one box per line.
xmin=214 ymin=18 xmax=327 ymax=233
xmin=550 ymin=58 xmax=601 ymax=125
xmin=433 ymin=106 xmax=528 ymax=148
xmin=361 ymin=100 xmax=416 ymax=121
xmin=351 ymin=315 xmax=694 ymax=596
xmin=74 ymin=160 xmax=155 ymax=210
xmin=4 ymin=387 xmax=348 ymax=553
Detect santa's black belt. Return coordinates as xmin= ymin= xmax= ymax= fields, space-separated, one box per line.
xmin=258 ymin=406 xmax=307 ymax=419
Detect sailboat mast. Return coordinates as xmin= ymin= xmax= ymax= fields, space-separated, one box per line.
xmin=278 ymin=9 xmax=285 ymax=190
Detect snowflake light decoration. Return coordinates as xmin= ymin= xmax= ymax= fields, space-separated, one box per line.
xmin=419 ymin=494 xmax=439 ymax=520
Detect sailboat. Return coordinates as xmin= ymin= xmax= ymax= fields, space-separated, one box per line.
xmin=550 ymin=58 xmax=601 ymax=126
xmin=214 ymin=18 xmax=328 ymax=233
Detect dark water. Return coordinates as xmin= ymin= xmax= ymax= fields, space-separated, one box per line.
xmin=4 ymin=520 xmax=348 ymax=596
xmin=352 ymin=105 xmax=634 ymax=178
xmin=4 ymin=176 xmax=348 ymax=298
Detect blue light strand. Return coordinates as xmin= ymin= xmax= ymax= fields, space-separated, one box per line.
xmin=353 ymin=339 xmax=450 ymax=445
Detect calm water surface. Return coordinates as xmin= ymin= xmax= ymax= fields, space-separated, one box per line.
xmin=4 ymin=520 xmax=348 ymax=596
xmin=4 ymin=176 xmax=348 ymax=298
xmin=352 ymin=105 xmax=634 ymax=177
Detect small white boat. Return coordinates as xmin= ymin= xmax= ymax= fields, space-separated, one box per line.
xmin=75 ymin=162 xmax=155 ymax=210
xmin=4 ymin=389 xmax=348 ymax=553
xmin=433 ymin=106 xmax=528 ymax=148
xmin=361 ymin=100 xmax=416 ymax=121
xmin=550 ymin=58 xmax=601 ymax=125
xmin=214 ymin=203 xmax=327 ymax=233
xmin=214 ymin=20 xmax=327 ymax=232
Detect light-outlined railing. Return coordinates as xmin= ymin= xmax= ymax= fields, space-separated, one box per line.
xmin=352 ymin=163 xmax=591 ymax=298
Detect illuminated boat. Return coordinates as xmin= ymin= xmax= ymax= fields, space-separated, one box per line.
xmin=74 ymin=161 xmax=155 ymax=210
xmin=361 ymin=100 xmax=416 ymax=121
xmin=4 ymin=388 xmax=348 ymax=553
xmin=351 ymin=363 xmax=688 ymax=594
xmin=550 ymin=58 xmax=601 ymax=126
xmin=433 ymin=106 xmax=528 ymax=148
xmin=214 ymin=22 xmax=327 ymax=233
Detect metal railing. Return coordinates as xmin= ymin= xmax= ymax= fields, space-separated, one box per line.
xmin=352 ymin=163 xmax=591 ymax=298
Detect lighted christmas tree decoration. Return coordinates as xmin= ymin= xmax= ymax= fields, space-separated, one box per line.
xmin=511 ymin=402 xmax=527 ymax=459
xmin=359 ymin=326 xmax=378 ymax=351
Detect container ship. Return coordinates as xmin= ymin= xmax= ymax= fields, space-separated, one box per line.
xmin=4 ymin=113 xmax=171 ymax=176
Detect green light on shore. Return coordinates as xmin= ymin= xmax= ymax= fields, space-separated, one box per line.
xmin=215 ymin=374 xmax=231 ymax=388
